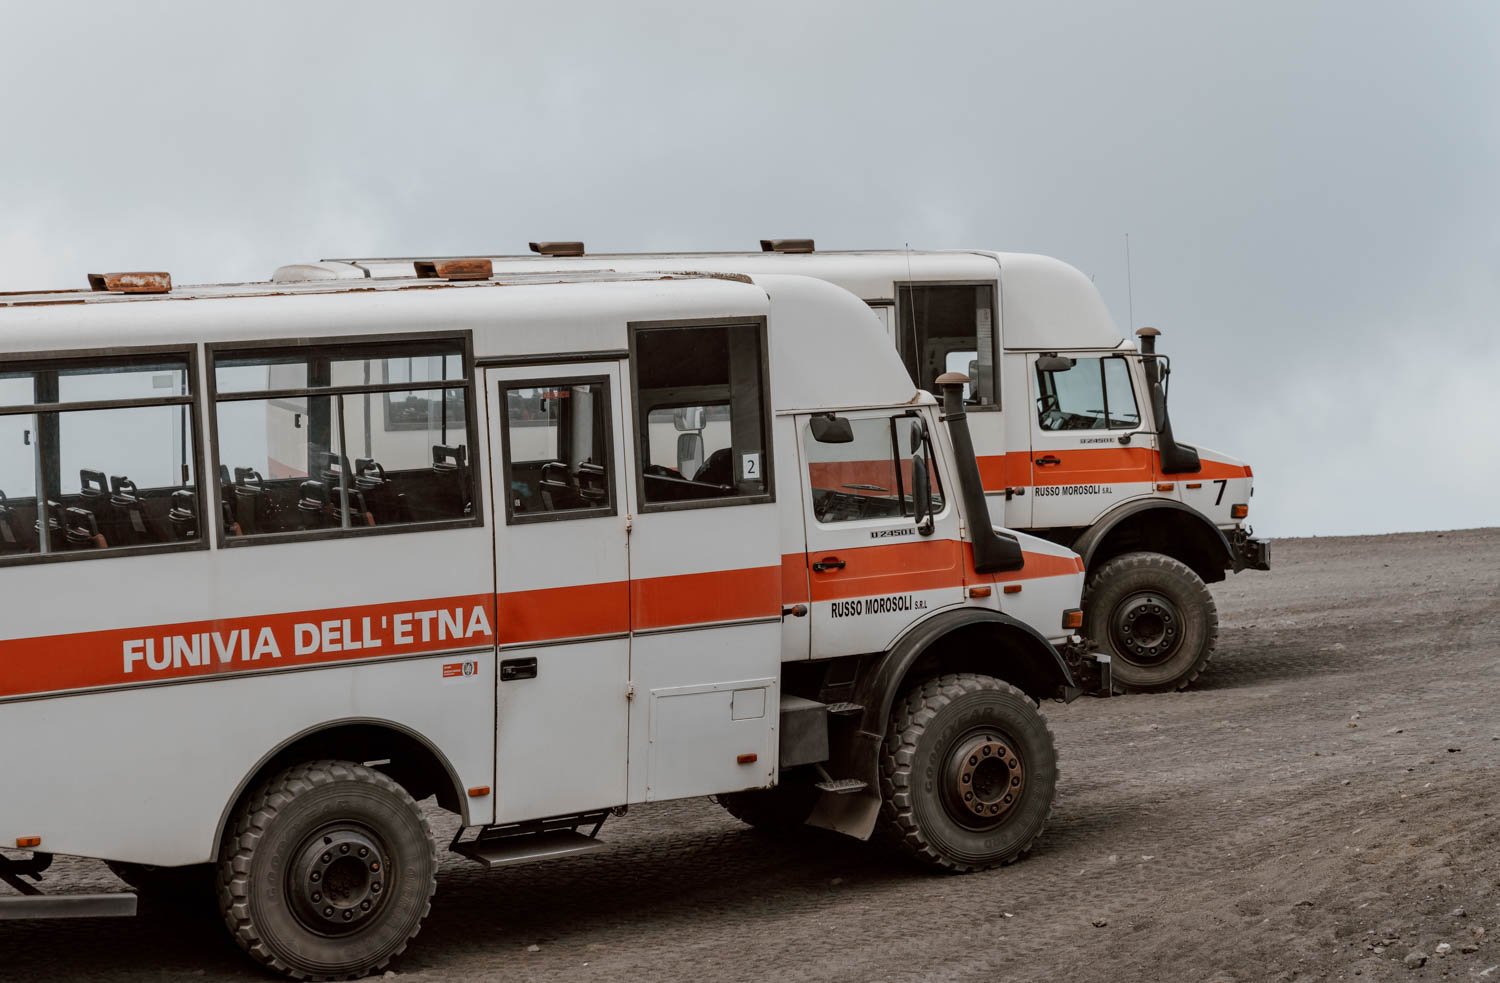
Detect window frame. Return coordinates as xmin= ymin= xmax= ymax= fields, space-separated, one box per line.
xmin=893 ymin=280 xmax=1002 ymax=411
xmin=204 ymin=330 xmax=482 ymax=549
xmin=0 ymin=343 xmax=208 ymax=568
xmin=627 ymin=316 xmax=776 ymax=515
xmin=498 ymin=373 xmax=619 ymax=526
xmin=1035 ymin=353 xmax=1141 ymax=433
xmin=803 ymin=410 xmax=949 ymax=530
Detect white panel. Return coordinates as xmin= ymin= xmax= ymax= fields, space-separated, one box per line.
xmin=0 ymin=652 xmax=496 ymax=865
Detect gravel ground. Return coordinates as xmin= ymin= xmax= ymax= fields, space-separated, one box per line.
xmin=5 ymin=528 xmax=1499 ymax=982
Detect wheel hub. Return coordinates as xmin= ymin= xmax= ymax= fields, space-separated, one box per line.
xmin=944 ymin=735 xmax=1025 ymax=826
xmin=1110 ymin=591 xmax=1182 ymax=665
xmin=287 ymin=825 xmax=388 ymax=936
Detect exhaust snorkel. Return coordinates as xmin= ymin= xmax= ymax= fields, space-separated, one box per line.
xmin=936 ymin=373 xmax=1025 ymax=573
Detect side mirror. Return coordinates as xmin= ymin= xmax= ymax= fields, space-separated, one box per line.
xmin=673 ymin=406 xmax=706 ymax=432
xmin=1036 ymin=354 xmax=1076 ymax=373
xmin=911 ymin=452 xmax=935 ymax=537
xmin=676 ymin=432 xmax=704 ymax=477
xmin=809 ymin=413 xmax=854 ymax=444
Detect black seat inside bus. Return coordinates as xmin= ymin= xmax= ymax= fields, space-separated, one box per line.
xmin=355 ymin=459 xmax=408 ymax=524
xmin=168 ymin=489 xmax=198 ymax=540
xmin=107 ymin=475 xmax=154 ymax=546
xmin=429 ymin=444 xmax=470 ymax=519
xmin=692 ymin=448 xmax=735 ymax=489
xmin=233 ymin=468 xmax=275 ymax=535
xmin=0 ymin=489 xmax=26 ymax=554
xmin=63 ymin=506 xmax=104 ymax=550
xmin=297 ymin=480 xmax=333 ymax=529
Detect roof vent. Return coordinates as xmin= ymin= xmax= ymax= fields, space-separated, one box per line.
xmin=413 ymin=259 xmax=493 ymax=281
xmin=529 ymin=241 xmax=585 ymax=257
xmin=760 ymin=239 xmax=814 ymax=254
xmin=87 ymin=272 xmax=171 ymax=294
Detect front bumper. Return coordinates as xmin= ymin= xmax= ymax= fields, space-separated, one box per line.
xmin=1231 ymin=529 xmax=1271 ymax=572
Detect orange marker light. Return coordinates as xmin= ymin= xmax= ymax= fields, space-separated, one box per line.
xmin=15 ymin=836 xmax=41 ymax=848
xmin=466 ymin=786 xmax=491 ymax=798
xmin=1231 ymin=504 xmax=1249 ymax=519
xmin=1156 ymin=483 xmax=1176 ymax=492
xmin=1003 ymin=584 xmax=1023 ymax=595
xmin=968 ymin=585 xmax=993 ymax=598
xmin=737 ymin=753 xmax=758 ymax=765
xmin=1062 ymin=608 xmax=1084 ymax=630
xmin=1186 ymin=482 xmax=1203 ymax=489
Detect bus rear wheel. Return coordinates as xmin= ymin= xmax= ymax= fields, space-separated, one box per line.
xmin=217 ymin=760 xmax=437 ymax=981
xmin=1084 ymin=551 xmax=1219 ymax=693
xmin=878 ymin=673 xmax=1057 ymax=872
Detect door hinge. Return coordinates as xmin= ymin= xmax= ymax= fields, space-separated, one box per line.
xmin=625 ymin=513 xmax=634 ymax=533
xmin=625 ymin=681 xmax=636 ymax=701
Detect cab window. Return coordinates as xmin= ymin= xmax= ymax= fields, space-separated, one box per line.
xmin=897 ymin=283 xmax=998 ymax=407
xmin=630 ymin=319 xmax=772 ymax=510
xmin=211 ymin=338 xmax=477 ymax=540
xmin=1036 ymin=356 xmax=1141 ymax=431
xmin=805 ymin=415 xmax=943 ymax=524
xmin=500 ymin=378 xmax=614 ymax=522
xmin=0 ymin=354 xmax=202 ymax=563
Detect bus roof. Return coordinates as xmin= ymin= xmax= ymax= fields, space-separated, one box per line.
xmin=284 ymin=248 xmax=1126 ymax=351
xmin=0 ymin=269 xmax=919 ymax=414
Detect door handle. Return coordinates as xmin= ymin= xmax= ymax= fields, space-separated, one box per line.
xmin=1004 ymin=486 xmax=1026 ymax=500
xmin=500 ymin=657 xmax=537 ymax=681
xmin=1034 ymin=455 xmax=1062 ymax=466
xmin=812 ymin=557 xmax=846 ymax=573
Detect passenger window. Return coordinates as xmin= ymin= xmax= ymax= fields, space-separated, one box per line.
xmin=805 ymin=416 xmax=943 ymax=524
xmin=631 ymin=320 xmax=771 ymax=509
xmin=0 ymin=355 xmax=200 ymax=562
xmin=897 ymin=284 xmax=998 ymax=407
xmin=1036 ymin=356 xmax=1140 ymax=431
xmin=500 ymin=379 xmax=614 ymax=522
xmin=212 ymin=339 xmax=476 ymax=540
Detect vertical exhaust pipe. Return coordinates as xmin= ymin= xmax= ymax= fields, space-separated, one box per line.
xmin=1136 ymin=328 xmax=1200 ymax=475
xmin=936 ymin=373 xmax=1024 ymax=572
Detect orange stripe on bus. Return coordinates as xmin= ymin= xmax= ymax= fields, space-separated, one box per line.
xmin=0 ymin=593 xmax=498 ymax=700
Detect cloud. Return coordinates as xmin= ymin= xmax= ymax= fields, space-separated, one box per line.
xmin=1 ymin=0 xmax=1495 ymax=537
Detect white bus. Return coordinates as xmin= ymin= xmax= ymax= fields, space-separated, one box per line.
xmin=0 ymin=263 xmax=1099 ymax=979
xmin=277 ymin=243 xmax=1269 ymax=693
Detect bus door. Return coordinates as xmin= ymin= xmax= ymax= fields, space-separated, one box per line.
xmin=798 ymin=409 xmax=965 ymax=660
xmin=1027 ymin=352 xmax=1156 ymax=529
xmin=623 ymin=318 xmax=781 ymax=803
xmin=487 ymin=362 xmax=631 ymax=822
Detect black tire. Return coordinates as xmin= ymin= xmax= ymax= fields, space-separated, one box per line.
xmin=106 ymin=861 xmax=215 ymax=906
xmin=217 ymin=760 xmax=437 ymax=981
xmin=1083 ymin=551 xmax=1219 ymax=693
xmin=879 ymin=673 xmax=1057 ymax=872
xmin=714 ymin=772 xmax=819 ymax=834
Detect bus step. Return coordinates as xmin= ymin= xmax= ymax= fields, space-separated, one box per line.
xmin=452 ymin=829 xmax=608 ymax=870
xmin=823 ymin=702 xmax=864 ymax=717
xmin=814 ymin=778 xmax=868 ymax=795
xmin=0 ymin=892 xmax=138 ymax=921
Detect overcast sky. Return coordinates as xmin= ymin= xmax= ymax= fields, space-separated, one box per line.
xmin=2 ymin=1 xmax=1495 ymax=538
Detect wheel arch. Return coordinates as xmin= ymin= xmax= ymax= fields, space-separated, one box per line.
xmin=1075 ymin=499 xmax=1234 ymax=584
xmin=211 ymin=717 xmax=467 ymax=857
xmin=807 ymin=608 xmax=1074 ymax=842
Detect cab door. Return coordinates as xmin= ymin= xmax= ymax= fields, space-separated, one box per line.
xmin=799 ymin=409 xmax=965 ymax=660
xmin=487 ymin=363 xmax=631 ymax=822
xmin=1027 ymin=353 xmax=1155 ymax=529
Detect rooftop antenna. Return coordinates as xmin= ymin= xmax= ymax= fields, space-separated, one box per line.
xmin=1124 ymin=232 xmax=1135 ymax=330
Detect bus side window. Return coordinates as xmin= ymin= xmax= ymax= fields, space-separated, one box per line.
xmin=1 ymin=356 xmax=201 ymax=563
xmin=630 ymin=319 xmax=773 ymax=510
xmin=896 ymin=283 xmax=998 ymax=408
xmin=500 ymin=378 xmax=614 ymax=523
xmin=212 ymin=342 xmax=476 ymax=540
